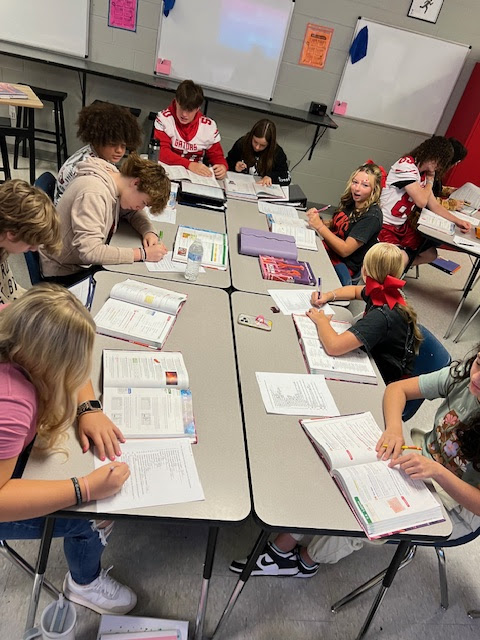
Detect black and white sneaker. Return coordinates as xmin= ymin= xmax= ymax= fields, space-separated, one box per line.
xmin=296 ymin=552 xmax=319 ymax=578
xmin=229 ymin=541 xmax=300 ymax=576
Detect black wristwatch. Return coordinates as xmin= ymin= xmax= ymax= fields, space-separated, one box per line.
xmin=76 ymin=400 xmax=102 ymax=418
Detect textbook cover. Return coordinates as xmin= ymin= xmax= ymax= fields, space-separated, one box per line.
xmin=0 ymin=82 xmax=28 ymax=99
xmin=431 ymin=257 xmax=461 ymax=275
xmin=259 ymin=255 xmax=315 ymax=285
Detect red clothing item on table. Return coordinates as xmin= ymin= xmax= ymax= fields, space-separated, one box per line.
xmin=153 ymin=99 xmax=228 ymax=170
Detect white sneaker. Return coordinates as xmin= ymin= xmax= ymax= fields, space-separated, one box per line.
xmin=63 ymin=566 xmax=137 ymax=615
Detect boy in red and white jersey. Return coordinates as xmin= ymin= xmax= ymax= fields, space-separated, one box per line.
xmin=154 ymin=79 xmax=228 ymax=180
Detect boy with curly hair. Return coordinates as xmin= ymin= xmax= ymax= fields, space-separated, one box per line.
xmin=55 ymin=102 xmax=142 ymax=203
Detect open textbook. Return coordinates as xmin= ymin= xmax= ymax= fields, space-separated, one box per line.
xmin=103 ymin=350 xmax=196 ymax=442
xmin=450 ymin=182 xmax=480 ymax=212
xmin=173 ymin=225 xmax=229 ymax=270
xmin=270 ymin=221 xmax=317 ymax=251
xmin=268 ymin=289 xmax=335 ymax=315
xmin=418 ymin=209 xmax=455 ymax=235
xmin=301 ymin=412 xmax=444 ymax=538
xmin=293 ymin=314 xmax=377 ymax=384
xmin=93 ymin=279 xmax=186 ymax=349
xmin=255 ymin=372 xmax=339 ymax=416
xmin=224 ymin=172 xmax=286 ymax=201
xmin=97 ymin=614 xmax=188 ymax=640
xmin=160 ymin=161 xmax=219 ymax=188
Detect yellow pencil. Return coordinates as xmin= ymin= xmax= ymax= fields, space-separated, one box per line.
xmin=382 ymin=444 xmax=422 ymax=450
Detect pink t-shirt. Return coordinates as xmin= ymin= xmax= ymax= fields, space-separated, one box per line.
xmin=0 ymin=362 xmax=37 ymax=459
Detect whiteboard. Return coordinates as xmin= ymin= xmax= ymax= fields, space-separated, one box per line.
xmin=333 ymin=18 xmax=470 ymax=135
xmin=0 ymin=0 xmax=89 ymax=58
xmin=156 ymin=0 xmax=294 ymax=100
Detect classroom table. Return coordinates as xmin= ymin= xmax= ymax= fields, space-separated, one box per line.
xmin=417 ymin=223 xmax=480 ymax=340
xmin=104 ymin=204 xmax=231 ymax=289
xmin=209 ymin=291 xmax=452 ymax=640
xmin=0 ymin=83 xmax=43 ymax=183
xmin=225 ymin=198 xmax=341 ymax=294
xmin=22 ymin=272 xmax=250 ymax=639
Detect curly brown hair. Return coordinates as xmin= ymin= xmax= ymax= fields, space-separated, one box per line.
xmin=77 ymin=102 xmax=142 ymax=150
xmin=119 ymin=153 xmax=171 ymax=213
xmin=0 ymin=179 xmax=61 ymax=255
xmin=408 ymin=136 xmax=454 ymax=178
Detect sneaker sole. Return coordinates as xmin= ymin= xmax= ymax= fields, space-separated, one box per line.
xmin=229 ymin=564 xmax=299 ymax=577
xmin=63 ymin=590 xmax=137 ymax=615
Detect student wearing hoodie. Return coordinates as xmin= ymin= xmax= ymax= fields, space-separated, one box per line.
xmin=40 ymin=154 xmax=170 ymax=286
xmin=153 ymin=79 xmax=228 ymax=180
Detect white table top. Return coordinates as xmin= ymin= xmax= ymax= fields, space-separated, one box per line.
xmin=105 ymin=204 xmax=231 ymax=289
xmin=231 ymin=291 xmax=452 ymax=539
xmin=225 ymin=199 xmax=341 ymax=294
xmin=418 ymin=222 xmax=480 ymax=256
xmin=23 ymin=272 xmax=250 ymax=524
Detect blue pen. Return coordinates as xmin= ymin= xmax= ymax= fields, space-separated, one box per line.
xmin=317 ymin=277 xmax=322 ymax=302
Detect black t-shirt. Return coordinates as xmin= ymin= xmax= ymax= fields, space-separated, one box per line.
xmin=347 ymin=290 xmax=415 ymax=384
xmin=330 ymin=204 xmax=382 ymax=275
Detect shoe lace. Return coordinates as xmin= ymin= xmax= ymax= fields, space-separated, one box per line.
xmin=92 ymin=566 xmax=120 ymax=598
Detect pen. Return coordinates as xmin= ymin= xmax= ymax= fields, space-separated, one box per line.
xmin=317 ymin=277 xmax=322 ymax=301
xmin=456 ymin=239 xmax=476 ymax=247
xmin=382 ymin=444 xmax=422 ymax=450
xmin=316 ymin=205 xmax=331 ymax=213
xmin=464 ymin=200 xmax=471 ymax=206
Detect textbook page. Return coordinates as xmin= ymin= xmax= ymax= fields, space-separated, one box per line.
xmin=452 ymin=235 xmax=480 ymax=254
xmin=258 ymin=201 xmax=301 ymax=218
xmin=255 ymin=372 xmax=339 ymax=417
xmin=110 ymin=279 xmax=187 ymax=315
xmin=293 ymin=314 xmax=351 ymax=340
xmin=268 ymin=289 xmax=334 ymax=315
xmin=94 ymin=439 xmax=204 ymax=511
xmin=254 ymin=182 xmax=286 ymax=199
xmin=224 ymin=172 xmax=257 ymax=199
xmin=173 ymin=226 xmax=229 ymax=270
xmin=301 ymin=412 xmax=381 ymax=469
xmin=418 ymin=209 xmax=455 ymax=235
xmin=147 ymin=182 xmax=178 ymax=224
xmin=271 ymin=223 xmax=317 ymax=251
xmin=97 ymin=614 xmax=188 ymax=640
xmin=145 ymin=251 xmax=206 ymax=273
xmin=450 ymin=183 xmax=480 ymax=210
xmin=267 ymin=213 xmax=307 ymax=227
xmin=103 ymin=350 xmax=189 ymax=389
xmin=160 ymin=162 xmax=218 ymax=188
xmin=450 ymin=211 xmax=480 ymax=227
xmin=301 ymin=337 xmax=377 ymax=384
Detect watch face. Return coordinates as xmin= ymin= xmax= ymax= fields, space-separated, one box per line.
xmin=89 ymin=400 xmax=102 ymax=410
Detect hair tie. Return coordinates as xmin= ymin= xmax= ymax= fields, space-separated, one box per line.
xmin=365 ymin=275 xmax=407 ymax=310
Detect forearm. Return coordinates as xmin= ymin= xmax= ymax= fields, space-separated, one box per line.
xmin=158 ymin=133 xmax=190 ymax=168
xmin=205 ymin=142 xmax=228 ymax=169
xmin=0 ymin=478 xmax=80 ymax=522
xmin=324 ymin=285 xmax=363 ymax=302
xmin=432 ymin=467 xmax=480 ymax=515
xmin=382 ymin=382 xmax=408 ymax=436
xmin=319 ymin=226 xmax=355 ymax=257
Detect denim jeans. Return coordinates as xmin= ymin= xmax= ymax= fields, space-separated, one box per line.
xmin=0 ymin=517 xmax=104 ymax=584
xmin=334 ymin=262 xmax=353 ymax=286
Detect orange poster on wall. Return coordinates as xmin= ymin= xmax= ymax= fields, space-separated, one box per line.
xmin=299 ymin=23 xmax=334 ymax=69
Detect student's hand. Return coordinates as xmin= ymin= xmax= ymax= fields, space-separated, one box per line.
xmin=188 ymin=162 xmax=213 ymax=177
xmin=390 ymin=452 xmax=442 ymax=481
xmin=145 ymin=243 xmax=168 ymax=261
xmin=257 ymin=176 xmax=272 ymax=187
xmin=143 ymin=231 xmax=159 ymax=247
xmin=235 ymin=161 xmax=247 ymax=172
xmin=452 ymin=199 xmax=465 ymax=211
xmin=375 ymin=431 xmax=405 ymax=461
xmin=455 ymin=218 xmax=471 ymax=233
xmin=306 ymin=208 xmax=324 ymax=232
xmin=84 ymin=462 xmax=131 ymax=501
xmin=306 ymin=307 xmax=332 ymax=328
xmin=212 ymin=164 xmax=227 ymax=180
xmin=78 ymin=411 xmax=125 ymax=462
xmin=310 ymin=291 xmax=331 ymax=307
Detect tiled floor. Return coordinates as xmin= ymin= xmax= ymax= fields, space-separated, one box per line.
xmin=2 ymin=156 xmax=480 ymax=639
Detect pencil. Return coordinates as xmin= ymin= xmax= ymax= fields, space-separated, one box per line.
xmin=382 ymin=444 xmax=422 ymax=450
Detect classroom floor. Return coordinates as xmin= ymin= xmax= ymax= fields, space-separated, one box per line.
xmin=3 ymin=156 xmax=480 ymax=639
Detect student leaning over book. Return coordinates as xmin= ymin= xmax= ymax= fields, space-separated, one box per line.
xmin=226 ymin=119 xmax=291 ymax=186
xmin=230 ymin=343 xmax=480 ymax=578
xmin=0 ymin=285 xmax=136 ymax=613
xmin=307 ymin=242 xmax=421 ymax=385
xmin=40 ymin=154 xmax=170 ymax=287
xmin=0 ymin=179 xmax=60 ymax=304
xmin=306 ymin=162 xmax=384 ymax=285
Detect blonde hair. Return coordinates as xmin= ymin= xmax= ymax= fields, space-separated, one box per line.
xmin=0 ymin=179 xmax=61 ymax=254
xmin=0 ymin=284 xmax=96 ymax=448
xmin=120 ymin=152 xmax=171 ymax=213
xmin=363 ymin=243 xmax=422 ymax=353
xmin=339 ymin=163 xmax=383 ymax=217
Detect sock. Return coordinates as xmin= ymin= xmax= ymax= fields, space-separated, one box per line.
xmin=270 ymin=541 xmax=295 ymax=557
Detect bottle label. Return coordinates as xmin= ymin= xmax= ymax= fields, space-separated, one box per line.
xmin=187 ymin=252 xmax=202 ymax=262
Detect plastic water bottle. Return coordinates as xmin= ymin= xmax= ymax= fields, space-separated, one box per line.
xmin=184 ymin=237 xmax=203 ymax=282
xmin=147 ymin=139 xmax=160 ymax=163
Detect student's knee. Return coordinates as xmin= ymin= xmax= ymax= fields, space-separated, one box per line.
xmin=306 ymin=535 xmax=366 ymax=564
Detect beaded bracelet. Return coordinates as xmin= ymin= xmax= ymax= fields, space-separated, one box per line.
xmin=71 ymin=477 xmax=83 ymax=506
xmin=82 ymin=476 xmax=91 ymax=503
xmin=140 ymin=247 xmax=147 ymax=261
xmin=331 ymin=291 xmax=337 ymax=302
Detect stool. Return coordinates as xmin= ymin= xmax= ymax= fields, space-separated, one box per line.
xmin=14 ymin=86 xmax=68 ymax=171
xmin=0 ymin=116 xmax=35 ymax=183
xmin=92 ymin=99 xmax=141 ymax=118
xmin=0 ymin=117 xmax=12 ymax=182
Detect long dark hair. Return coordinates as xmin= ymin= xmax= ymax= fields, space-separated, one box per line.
xmin=448 ymin=344 xmax=480 ymax=471
xmin=408 ymin=136 xmax=454 ymax=179
xmin=242 ymin=119 xmax=277 ymax=177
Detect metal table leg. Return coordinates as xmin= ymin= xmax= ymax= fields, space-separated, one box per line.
xmin=444 ymin=257 xmax=480 ymax=339
xmin=25 ymin=517 xmax=55 ymax=632
xmin=194 ymin=526 xmax=218 ymax=640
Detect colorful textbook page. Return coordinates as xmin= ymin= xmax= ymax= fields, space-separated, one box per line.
xmin=172 ymin=225 xmax=228 ymax=270
xmin=259 ymin=255 xmax=315 ymax=285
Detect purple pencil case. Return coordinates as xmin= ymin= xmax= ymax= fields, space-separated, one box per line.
xmin=239 ymin=227 xmax=298 ymax=260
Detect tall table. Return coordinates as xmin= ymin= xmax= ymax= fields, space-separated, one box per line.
xmin=0 ymin=84 xmax=43 ymax=183
xmin=23 ymin=272 xmax=250 ymax=639
xmin=105 ymin=204 xmax=230 ymax=289
xmin=210 ymin=291 xmax=452 ymax=640
xmin=226 ymin=199 xmax=341 ymax=294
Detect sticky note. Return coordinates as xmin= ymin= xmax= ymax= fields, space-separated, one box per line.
xmin=333 ymin=101 xmax=347 ymax=115
xmin=156 ymin=58 xmax=172 ymax=75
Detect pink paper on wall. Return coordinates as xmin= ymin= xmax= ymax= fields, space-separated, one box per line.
xmin=333 ymin=101 xmax=347 ymax=115
xmin=156 ymin=58 xmax=172 ymax=75
xmin=108 ymin=0 xmax=138 ymax=32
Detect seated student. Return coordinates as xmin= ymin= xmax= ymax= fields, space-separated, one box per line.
xmin=226 ymin=119 xmax=291 ymax=186
xmin=0 ymin=179 xmax=60 ymax=303
xmin=55 ymin=102 xmax=142 ymax=203
xmin=306 ymin=162 xmax=383 ymax=285
xmin=433 ymin=138 xmax=468 ymax=211
xmin=231 ymin=342 xmax=480 ymax=578
xmin=379 ymin=136 xmax=470 ymax=268
xmin=0 ymin=284 xmax=135 ymax=613
xmin=153 ymin=79 xmax=228 ymax=180
xmin=40 ymin=154 xmax=170 ymax=286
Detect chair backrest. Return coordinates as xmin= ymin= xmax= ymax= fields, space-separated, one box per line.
xmin=34 ymin=171 xmax=56 ymax=200
xmin=26 ymin=172 xmax=56 ymax=285
xmin=402 ymin=325 xmax=451 ymax=421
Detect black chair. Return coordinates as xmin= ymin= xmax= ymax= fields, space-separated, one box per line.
xmin=14 ymin=86 xmax=68 ymax=171
xmin=92 ymin=99 xmax=141 ymax=118
xmin=0 ymin=116 xmax=34 ymax=183
xmin=24 ymin=172 xmax=56 ymax=285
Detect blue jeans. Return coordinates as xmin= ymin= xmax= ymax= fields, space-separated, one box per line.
xmin=0 ymin=517 xmax=104 ymax=584
xmin=334 ymin=262 xmax=353 ymax=286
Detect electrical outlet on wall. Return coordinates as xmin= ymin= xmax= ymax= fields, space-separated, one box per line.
xmin=9 ymin=105 xmax=16 ymax=125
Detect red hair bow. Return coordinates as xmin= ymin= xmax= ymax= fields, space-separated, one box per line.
xmin=365 ymin=159 xmax=387 ymax=189
xmin=365 ymin=275 xmax=407 ymax=310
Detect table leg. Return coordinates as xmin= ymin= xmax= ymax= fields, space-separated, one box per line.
xmin=26 ymin=107 xmax=36 ymax=185
xmin=444 ymin=257 xmax=480 ymax=339
xmin=308 ymin=125 xmax=326 ymax=161
xmin=209 ymin=529 xmax=269 ymax=640
xmin=193 ymin=526 xmax=218 ymax=640
xmin=25 ymin=517 xmax=55 ymax=632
